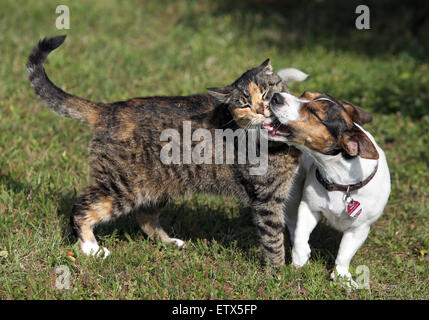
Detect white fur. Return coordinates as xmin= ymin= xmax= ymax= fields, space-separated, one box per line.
xmin=275 ymin=97 xmax=391 ymax=287
xmin=292 ymin=131 xmax=390 ymax=286
xmin=170 ymin=238 xmax=186 ymax=249
xmin=81 ymin=241 xmax=111 ymax=259
xmin=277 ymin=68 xmax=309 ymax=84
xmin=271 ymin=92 xmax=308 ymax=124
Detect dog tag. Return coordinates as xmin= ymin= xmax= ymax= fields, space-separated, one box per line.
xmin=347 ymin=200 xmax=362 ymax=218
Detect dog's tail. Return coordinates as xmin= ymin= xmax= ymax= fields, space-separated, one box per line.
xmin=27 ymin=35 xmax=100 ymax=125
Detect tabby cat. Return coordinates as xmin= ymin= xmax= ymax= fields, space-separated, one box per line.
xmin=27 ymin=35 xmax=301 ymax=266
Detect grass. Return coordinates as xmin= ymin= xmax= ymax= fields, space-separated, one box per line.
xmin=0 ymin=0 xmax=428 ymax=299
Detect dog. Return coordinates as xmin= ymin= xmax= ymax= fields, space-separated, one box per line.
xmin=264 ymin=91 xmax=391 ymax=287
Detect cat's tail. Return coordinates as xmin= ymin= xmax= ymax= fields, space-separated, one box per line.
xmin=27 ymin=35 xmax=100 ymax=125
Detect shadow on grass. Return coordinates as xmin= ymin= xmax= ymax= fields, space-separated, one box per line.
xmin=180 ymin=0 xmax=429 ymax=119
xmin=339 ymin=76 xmax=429 ymax=120
xmin=283 ymin=221 xmax=343 ymax=269
xmin=56 ymin=190 xmax=342 ymax=268
xmin=0 ymin=172 xmax=75 ymax=245
xmin=308 ymin=222 xmax=343 ymax=270
xmin=56 ymin=193 xmax=77 ymax=246
xmin=0 ymin=172 xmax=34 ymax=195
xmin=55 ymin=191 xmax=262 ymax=257
xmin=90 ymin=200 xmax=260 ymax=252
xmin=206 ymin=0 xmax=428 ymax=60
xmin=161 ymin=203 xmax=258 ymax=250
xmin=0 ymin=171 xmax=342 ymax=267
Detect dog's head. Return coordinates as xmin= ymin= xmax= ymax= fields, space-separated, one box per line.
xmin=265 ymin=91 xmax=379 ymax=159
xmin=207 ymin=60 xmax=308 ymax=130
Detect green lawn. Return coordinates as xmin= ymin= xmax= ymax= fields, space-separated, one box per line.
xmin=0 ymin=0 xmax=427 ymax=299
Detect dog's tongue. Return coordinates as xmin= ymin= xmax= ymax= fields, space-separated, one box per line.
xmin=263 ymin=124 xmax=277 ymax=135
xmin=276 ymin=125 xmax=291 ymax=137
xmin=263 ymin=124 xmax=291 ymax=137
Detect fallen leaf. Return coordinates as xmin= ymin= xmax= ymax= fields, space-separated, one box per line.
xmin=66 ymin=250 xmax=76 ymax=262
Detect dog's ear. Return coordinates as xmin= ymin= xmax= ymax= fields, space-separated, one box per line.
xmin=300 ymin=91 xmax=320 ymax=100
xmin=340 ymin=126 xmax=379 ymax=159
xmin=207 ymin=86 xmax=234 ymax=104
xmin=340 ymin=100 xmax=372 ymax=125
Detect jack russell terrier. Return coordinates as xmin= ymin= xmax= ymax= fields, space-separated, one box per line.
xmin=264 ymin=90 xmax=391 ymax=287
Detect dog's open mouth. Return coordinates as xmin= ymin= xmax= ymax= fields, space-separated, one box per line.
xmin=263 ymin=119 xmax=293 ymax=139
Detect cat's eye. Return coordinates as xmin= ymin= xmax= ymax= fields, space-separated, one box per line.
xmin=240 ymin=97 xmax=251 ymax=108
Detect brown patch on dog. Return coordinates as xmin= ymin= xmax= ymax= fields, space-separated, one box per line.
xmin=340 ymin=128 xmax=379 ymax=159
xmin=339 ymin=100 xmax=373 ymax=125
xmin=300 ymin=91 xmax=320 ymax=101
xmin=310 ymin=98 xmax=355 ymax=127
xmin=284 ymin=92 xmax=378 ymax=157
xmin=289 ymin=113 xmax=336 ymax=154
xmin=281 ymin=98 xmax=338 ymax=153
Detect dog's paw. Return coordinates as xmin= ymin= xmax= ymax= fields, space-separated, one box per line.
xmin=331 ymin=266 xmax=359 ymax=289
xmin=292 ymin=244 xmax=311 ymax=268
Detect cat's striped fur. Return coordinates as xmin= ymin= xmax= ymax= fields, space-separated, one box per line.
xmin=27 ymin=35 xmax=301 ymax=265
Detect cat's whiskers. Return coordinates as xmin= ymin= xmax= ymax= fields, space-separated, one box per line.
xmin=237 ymin=122 xmax=249 ymax=145
xmin=238 ymin=118 xmax=261 ymax=147
xmin=222 ymin=118 xmax=235 ymax=128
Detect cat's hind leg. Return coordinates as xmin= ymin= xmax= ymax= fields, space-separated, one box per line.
xmin=71 ymin=188 xmax=118 ymax=258
xmin=135 ymin=208 xmax=185 ymax=249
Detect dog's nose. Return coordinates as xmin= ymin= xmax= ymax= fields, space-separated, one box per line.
xmin=271 ymin=93 xmax=284 ymax=106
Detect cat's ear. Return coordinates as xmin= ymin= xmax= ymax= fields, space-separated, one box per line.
xmin=339 ymin=100 xmax=372 ymax=126
xmin=259 ymin=58 xmax=273 ymax=72
xmin=340 ymin=126 xmax=379 ymax=159
xmin=207 ymin=86 xmax=233 ymax=104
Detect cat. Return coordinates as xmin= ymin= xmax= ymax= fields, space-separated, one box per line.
xmin=27 ymin=35 xmax=302 ymax=266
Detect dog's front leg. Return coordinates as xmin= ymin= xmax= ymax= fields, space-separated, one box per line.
xmin=291 ymin=201 xmax=321 ymax=267
xmin=284 ymin=164 xmax=306 ymax=246
xmin=331 ymin=224 xmax=371 ymax=288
